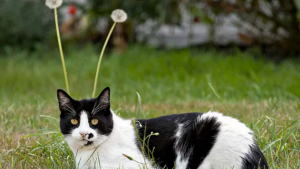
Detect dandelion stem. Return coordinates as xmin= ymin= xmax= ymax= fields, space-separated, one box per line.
xmin=93 ymin=22 xmax=117 ymax=97
xmin=54 ymin=8 xmax=70 ymax=94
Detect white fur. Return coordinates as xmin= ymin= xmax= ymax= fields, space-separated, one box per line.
xmin=175 ymin=123 xmax=189 ymax=169
xmin=65 ymin=111 xmax=150 ymax=169
xmin=197 ymin=112 xmax=254 ymax=169
xmin=175 ymin=153 xmax=189 ymax=169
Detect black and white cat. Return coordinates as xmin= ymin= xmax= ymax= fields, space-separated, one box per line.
xmin=57 ymin=87 xmax=268 ymax=169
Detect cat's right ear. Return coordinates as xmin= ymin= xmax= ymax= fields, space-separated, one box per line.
xmin=57 ymin=89 xmax=74 ymax=110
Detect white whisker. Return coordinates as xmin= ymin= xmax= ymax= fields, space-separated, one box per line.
xmin=60 ymin=105 xmax=76 ymax=116
xmin=91 ymin=105 xmax=107 ymax=115
xmin=91 ymin=104 xmax=103 ymax=115
xmin=65 ymin=104 xmax=76 ymax=115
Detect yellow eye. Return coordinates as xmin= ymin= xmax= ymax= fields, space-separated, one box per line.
xmin=91 ymin=119 xmax=98 ymax=125
xmin=70 ymin=119 xmax=78 ymax=125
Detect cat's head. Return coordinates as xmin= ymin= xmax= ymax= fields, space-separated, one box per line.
xmin=57 ymin=87 xmax=113 ymax=150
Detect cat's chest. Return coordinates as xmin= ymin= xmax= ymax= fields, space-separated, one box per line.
xmin=75 ymin=145 xmax=147 ymax=169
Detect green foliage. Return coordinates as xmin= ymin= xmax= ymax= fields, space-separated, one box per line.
xmin=0 ymin=46 xmax=300 ymax=169
xmin=0 ymin=46 xmax=300 ymax=167
xmin=87 ymin=0 xmax=181 ymax=24
xmin=0 ymin=45 xmax=299 ymax=106
xmin=0 ymin=0 xmax=55 ymax=50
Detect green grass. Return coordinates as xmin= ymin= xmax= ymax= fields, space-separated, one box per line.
xmin=0 ymin=45 xmax=300 ymax=168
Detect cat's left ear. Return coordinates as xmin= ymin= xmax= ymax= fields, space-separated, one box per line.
xmin=57 ymin=89 xmax=74 ymax=111
xmin=93 ymin=87 xmax=110 ymax=114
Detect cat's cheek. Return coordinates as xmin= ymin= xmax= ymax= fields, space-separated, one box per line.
xmin=71 ymin=128 xmax=83 ymax=140
xmin=64 ymin=135 xmax=80 ymax=151
xmin=79 ymin=141 xmax=88 ymax=147
xmin=93 ymin=134 xmax=109 ymax=145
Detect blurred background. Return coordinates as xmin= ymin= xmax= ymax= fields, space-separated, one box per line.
xmin=0 ymin=0 xmax=300 ymax=104
xmin=1 ymin=0 xmax=300 ymax=55
xmin=1 ymin=1 xmax=300 ymax=168
xmin=0 ymin=0 xmax=300 ymax=106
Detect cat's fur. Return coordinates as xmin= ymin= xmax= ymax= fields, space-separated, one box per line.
xmin=57 ymin=87 xmax=268 ymax=169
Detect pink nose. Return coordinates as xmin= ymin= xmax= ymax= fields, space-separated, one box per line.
xmin=80 ymin=132 xmax=87 ymax=138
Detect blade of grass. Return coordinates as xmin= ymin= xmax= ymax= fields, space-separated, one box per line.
xmin=131 ymin=118 xmax=148 ymax=169
xmin=136 ymin=92 xmax=142 ymax=118
xmin=208 ymin=82 xmax=228 ymax=113
xmin=54 ymin=8 xmax=70 ymax=94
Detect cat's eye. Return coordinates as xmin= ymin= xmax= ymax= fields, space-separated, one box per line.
xmin=70 ymin=119 xmax=78 ymax=125
xmin=91 ymin=119 xmax=98 ymax=125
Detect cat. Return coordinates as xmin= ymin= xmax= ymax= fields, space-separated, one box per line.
xmin=57 ymin=87 xmax=268 ymax=169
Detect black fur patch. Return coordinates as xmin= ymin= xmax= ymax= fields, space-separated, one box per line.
xmin=136 ymin=113 xmax=220 ymax=169
xmin=88 ymin=133 xmax=94 ymax=139
xmin=185 ymin=116 xmax=221 ymax=168
xmin=85 ymin=141 xmax=93 ymax=146
xmin=242 ymin=144 xmax=269 ymax=169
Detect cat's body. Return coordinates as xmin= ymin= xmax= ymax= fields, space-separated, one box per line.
xmin=57 ymin=87 xmax=268 ymax=169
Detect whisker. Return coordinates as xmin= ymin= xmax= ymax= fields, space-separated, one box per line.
xmin=91 ymin=104 xmax=103 ymax=115
xmin=92 ymin=106 xmax=104 ymax=113
xmin=91 ymin=105 xmax=106 ymax=115
xmin=59 ymin=106 xmax=76 ymax=116
xmin=59 ymin=108 xmax=75 ymax=115
xmin=64 ymin=104 xmax=76 ymax=114
xmin=91 ymin=104 xmax=99 ymax=114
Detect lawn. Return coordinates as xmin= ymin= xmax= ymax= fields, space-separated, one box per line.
xmin=0 ymin=45 xmax=300 ymax=168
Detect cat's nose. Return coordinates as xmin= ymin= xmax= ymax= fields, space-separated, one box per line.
xmin=80 ymin=132 xmax=87 ymax=138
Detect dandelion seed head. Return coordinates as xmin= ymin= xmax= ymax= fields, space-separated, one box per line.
xmin=46 ymin=0 xmax=63 ymax=9
xmin=111 ymin=9 xmax=127 ymax=23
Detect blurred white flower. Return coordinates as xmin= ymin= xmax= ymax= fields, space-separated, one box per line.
xmin=111 ymin=9 xmax=127 ymax=23
xmin=46 ymin=0 xmax=63 ymax=9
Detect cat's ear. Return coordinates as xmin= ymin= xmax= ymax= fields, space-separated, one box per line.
xmin=93 ymin=87 xmax=110 ymax=114
xmin=57 ymin=89 xmax=74 ymax=110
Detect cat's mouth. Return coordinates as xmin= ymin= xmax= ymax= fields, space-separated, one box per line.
xmin=84 ymin=141 xmax=93 ymax=146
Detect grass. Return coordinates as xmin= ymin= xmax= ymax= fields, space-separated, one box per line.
xmin=0 ymin=45 xmax=300 ymax=168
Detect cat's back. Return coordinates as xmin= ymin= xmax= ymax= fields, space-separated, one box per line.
xmin=137 ymin=112 xmax=268 ymax=169
xmin=197 ymin=112 xmax=268 ymax=169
